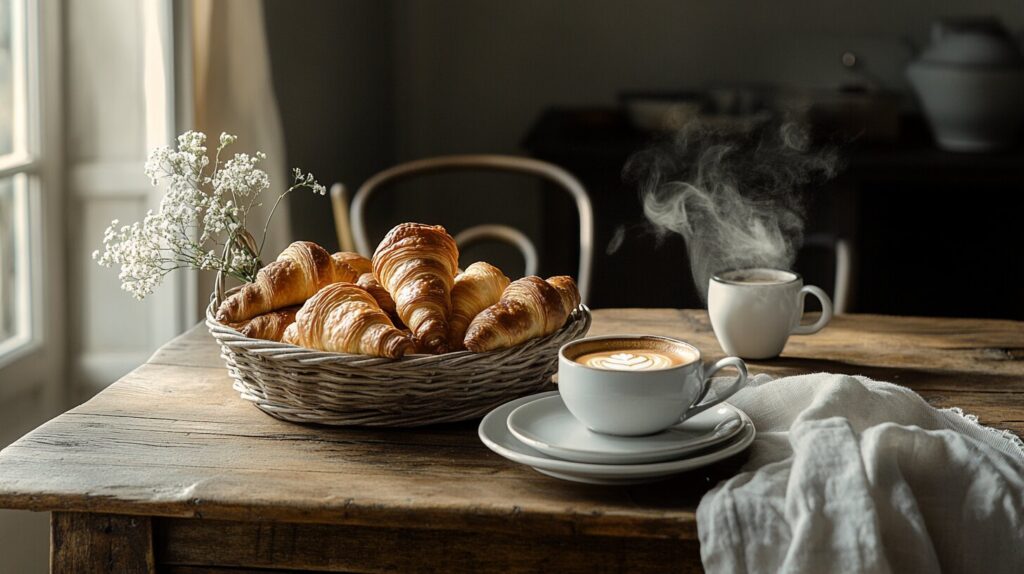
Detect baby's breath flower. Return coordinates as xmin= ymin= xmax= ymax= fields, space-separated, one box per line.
xmin=292 ymin=168 xmax=327 ymax=195
xmin=94 ymin=130 xmax=326 ymax=299
xmin=213 ymin=152 xmax=270 ymax=198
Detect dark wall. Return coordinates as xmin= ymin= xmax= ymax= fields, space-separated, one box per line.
xmin=262 ymin=1 xmax=1024 ymax=316
xmin=264 ymin=0 xmax=395 ymax=251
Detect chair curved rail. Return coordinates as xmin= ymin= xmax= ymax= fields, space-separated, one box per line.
xmin=349 ymin=154 xmax=593 ymax=302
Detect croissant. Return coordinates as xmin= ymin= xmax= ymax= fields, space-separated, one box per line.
xmin=356 ymin=272 xmax=403 ymax=327
xmin=228 ymin=306 xmax=299 ymax=341
xmin=464 ymin=275 xmax=580 ymax=352
xmin=216 ymin=242 xmax=363 ymax=323
xmin=333 ymin=251 xmax=372 ymax=277
xmin=282 ymin=283 xmax=413 ymax=358
xmin=448 ymin=262 xmax=510 ymax=350
xmin=546 ymin=275 xmax=582 ymax=313
xmin=372 ymin=223 xmax=459 ymax=354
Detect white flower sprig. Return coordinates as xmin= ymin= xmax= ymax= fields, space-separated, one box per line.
xmin=93 ymin=131 xmax=326 ymax=300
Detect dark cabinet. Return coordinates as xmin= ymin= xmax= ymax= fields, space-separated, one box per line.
xmin=524 ymin=108 xmax=1024 ymax=319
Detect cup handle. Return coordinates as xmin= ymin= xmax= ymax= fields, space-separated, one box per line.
xmin=683 ymin=357 xmax=748 ymax=420
xmin=791 ymin=285 xmax=833 ymax=335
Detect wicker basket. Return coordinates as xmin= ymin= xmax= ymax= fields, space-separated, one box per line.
xmin=205 ymin=285 xmax=591 ymax=427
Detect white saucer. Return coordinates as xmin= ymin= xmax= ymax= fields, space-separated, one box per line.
xmin=478 ymin=392 xmax=756 ymax=485
xmin=506 ymin=395 xmax=744 ymax=464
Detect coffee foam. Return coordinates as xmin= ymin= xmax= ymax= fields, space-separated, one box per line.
xmin=575 ymin=350 xmax=678 ymax=371
xmin=565 ymin=337 xmax=698 ymax=371
xmin=717 ymin=268 xmax=797 ymax=285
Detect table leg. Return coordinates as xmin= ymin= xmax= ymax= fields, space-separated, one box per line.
xmin=50 ymin=512 xmax=154 ymax=574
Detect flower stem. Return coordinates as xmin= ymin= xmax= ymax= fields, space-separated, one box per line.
xmin=257 ymin=182 xmax=305 ymax=257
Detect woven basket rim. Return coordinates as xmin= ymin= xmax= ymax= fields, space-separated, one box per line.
xmin=206 ymin=288 xmax=591 ymax=366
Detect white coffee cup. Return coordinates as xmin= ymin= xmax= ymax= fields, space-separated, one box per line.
xmin=558 ymin=335 xmax=748 ymax=436
xmin=708 ymin=268 xmax=833 ymax=360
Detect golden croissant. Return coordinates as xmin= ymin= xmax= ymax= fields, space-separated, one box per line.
xmin=448 ymin=262 xmax=510 ymax=350
xmin=464 ymin=275 xmax=580 ymax=352
xmin=216 ymin=242 xmax=364 ymax=323
xmin=228 ymin=306 xmax=299 ymax=341
xmin=357 ymin=272 xmax=403 ymax=328
xmin=372 ymin=223 xmax=459 ymax=354
xmin=282 ymin=283 xmax=412 ymax=358
xmin=333 ymin=251 xmax=371 ymax=277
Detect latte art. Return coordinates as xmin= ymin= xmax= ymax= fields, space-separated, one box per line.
xmin=575 ymin=350 xmax=683 ymax=371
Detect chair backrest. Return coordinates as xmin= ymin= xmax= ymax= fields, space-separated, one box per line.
xmin=802 ymin=233 xmax=852 ymax=314
xmin=329 ymin=183 xmax=357 ymax=253
xmin=346 ymin=155 xmax=594 ymax=302
xmin=453 ymin=224 xmax=540 ymax=278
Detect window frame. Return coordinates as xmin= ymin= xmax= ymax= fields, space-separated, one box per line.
xmin=0 ymin=0 xmax=52 ymax=370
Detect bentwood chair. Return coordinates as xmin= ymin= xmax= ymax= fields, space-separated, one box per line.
xmin=801 ymin=233 xmax=853 ymax=315
xmin=331 ymin=155 xmax=594 ymax=303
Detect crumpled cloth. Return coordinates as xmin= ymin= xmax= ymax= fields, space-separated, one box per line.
xmin=697 ymin=373 xmax=1024 ymax=574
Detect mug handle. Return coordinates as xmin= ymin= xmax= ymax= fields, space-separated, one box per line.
xmin=791 ymin=285 xmax=833 ymax=335
xmin=683 ymin=357 xmax=748 ymax=420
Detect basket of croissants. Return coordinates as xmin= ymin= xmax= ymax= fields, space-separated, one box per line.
xmin=205 ymin=222 xmax=591 ymax=427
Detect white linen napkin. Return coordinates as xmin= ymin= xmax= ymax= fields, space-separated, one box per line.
xmin=697 ymin=373 xmax=1024 ymax=574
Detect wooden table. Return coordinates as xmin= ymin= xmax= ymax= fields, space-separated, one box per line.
xmin=1 ymin=310 xmax=1022 ymax=573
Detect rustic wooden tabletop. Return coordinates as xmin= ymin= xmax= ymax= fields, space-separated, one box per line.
xmin=1 ymin=309 xmax=1021 ymax=573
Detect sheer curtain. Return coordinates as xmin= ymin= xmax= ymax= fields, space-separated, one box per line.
xmin=191 ymin=0 xmax=290 ymax=305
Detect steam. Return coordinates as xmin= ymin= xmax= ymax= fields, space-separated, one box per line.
xmin=623 ymin=120 xmax=840 ymax=301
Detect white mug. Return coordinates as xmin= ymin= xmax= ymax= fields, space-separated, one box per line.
xmin=558 ymin=335 xmax=748 ymax=436
xmin=708 ymin=268 xmax=833 ymax=360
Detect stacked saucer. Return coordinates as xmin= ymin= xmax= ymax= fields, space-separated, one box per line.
xmin=478 ymin=391 xmax=756 ymax=484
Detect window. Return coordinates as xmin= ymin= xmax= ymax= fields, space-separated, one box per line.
xmin=0 ymin=0 xmax=40 ymax=362
xmin=0 ymin=176 xmax=23 ymax=345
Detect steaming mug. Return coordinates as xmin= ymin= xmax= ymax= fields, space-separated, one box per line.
xmin=708 ymin=268 xmax=833 ymax=359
